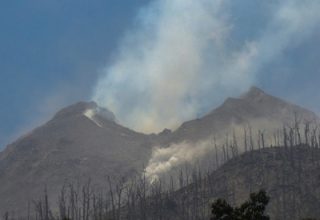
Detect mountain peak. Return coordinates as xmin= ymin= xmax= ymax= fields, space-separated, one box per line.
xmin=240 ymin=86 xmax=269 ymax=102
xmin=53 ymin=101 xmax=97 ymax=120
xmin=53 ymin=101 xmax=116 ymax=122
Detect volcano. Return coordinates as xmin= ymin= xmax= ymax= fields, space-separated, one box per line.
xmin=0 ymin=87 xmax=319 ymax=216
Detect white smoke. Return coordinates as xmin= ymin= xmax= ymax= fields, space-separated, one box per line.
xmin=84 ymin=109 xmax=103 ymax=128
xmin=92 ymin=0 xmax=320 ymax=134
xmin=145 ymin=140 xmax=213 ymax=182
xmin=92 ymin=0 xmax=256 ymax=133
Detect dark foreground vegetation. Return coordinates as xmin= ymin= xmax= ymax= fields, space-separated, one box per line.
xmin=211 ymin=190 xmax=270 ymax=220
xmin=3 ymin=121 xmax=320 ymax=220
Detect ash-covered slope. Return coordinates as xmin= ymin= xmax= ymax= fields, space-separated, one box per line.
xmin=168 ymin=87 xmax=318 ymax=144
xmin=140 ymin=146 xmax=320 ymax=220
xmin=0 ymin=102 xmax=155 ymax=215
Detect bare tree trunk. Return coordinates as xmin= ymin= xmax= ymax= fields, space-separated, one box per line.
xmin=44 ymin=187 xmax=49 ymax=220
xmin=244 ymin=127 xmax=248 ymax=152
xmin=108 ymin=176 xmax=117 ymax=220
xmin=116 ymin=177 xmax=125 ymax=220
xmin=213 ymin=136 xmax=219 ymax=169
xmin=58 ymin=185 xmax=67 ymax=220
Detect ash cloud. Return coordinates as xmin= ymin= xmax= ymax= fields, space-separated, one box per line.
xmin=92 ymin=0 xmax=320 ymax=134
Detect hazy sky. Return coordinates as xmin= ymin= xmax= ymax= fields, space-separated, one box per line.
xmin=1 ymin=0 xmax=320 ymax=149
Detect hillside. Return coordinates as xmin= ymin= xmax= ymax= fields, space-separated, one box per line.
xmin=123 ymin=146 xmax=320 ymax=220
xmin=17 ymin=145 xmax=320 ymax=220
xmin=177 ymin=146 xmax=320 ymax=220
xmin=143 ymin=87 xmax=320 ymax=182
xmin=0 ymin=102 xmax=156 ymax=215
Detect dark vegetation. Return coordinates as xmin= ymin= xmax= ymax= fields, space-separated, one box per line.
xmin=3 ymin=120 xmax=320 ymax=220
xmin=211 ymin=190 xmax=270 ymax=220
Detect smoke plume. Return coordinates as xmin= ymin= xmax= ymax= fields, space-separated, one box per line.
xmin=145 ymin=140 xmax=214 ymax=182
xmin=92 ymin=0 xmax=320 ymax=134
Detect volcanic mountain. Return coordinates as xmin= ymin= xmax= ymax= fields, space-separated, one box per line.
xmin=0 ymin=87 xmax=319 ymax=216
xmin=0 ymin=102 xmax=156 ymax=215
xmin=167 ymin=86 xmax=318 ymax=144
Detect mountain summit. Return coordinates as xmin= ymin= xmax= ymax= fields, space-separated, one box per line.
xmin=241 ymin=86 xmax=267 ymax=100
xmin=168 ymin=87 xmax=318 ymax=143
xmin=52 ymin=101 xmax=116 ymax=124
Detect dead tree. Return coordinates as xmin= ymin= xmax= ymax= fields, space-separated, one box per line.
xmin=244 ymin=127 xmax=248 ymax=152
xmin=58 ymin=185 xmax=67 ymax=220
xmin=108 ymin=176 xmax=117 ymax=220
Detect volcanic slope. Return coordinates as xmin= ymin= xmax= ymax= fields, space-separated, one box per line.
xmin=166 ymin=86 xmax=319 ymax=145
xmin=0 ymin=102 xmax=155 ymax=215
xmin=157 ymin=146 xmax=320 ymax=220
